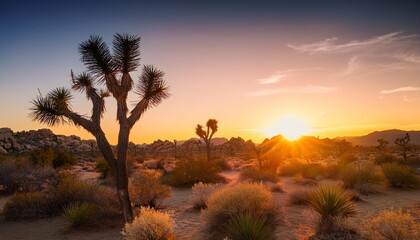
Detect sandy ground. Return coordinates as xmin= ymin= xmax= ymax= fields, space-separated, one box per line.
xmin=1 ymin=170 xmax=420 ymax=240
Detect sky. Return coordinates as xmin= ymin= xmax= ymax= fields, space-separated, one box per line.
xmin=1 ymin=0 xmax=420 ymax=144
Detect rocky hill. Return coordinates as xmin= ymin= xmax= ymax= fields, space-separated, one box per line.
xmin=338 ymin=129 xmax=420 ymax=146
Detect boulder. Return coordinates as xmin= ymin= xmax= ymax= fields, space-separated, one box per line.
xmin=0 ymin=146 xmax=7 ymax=154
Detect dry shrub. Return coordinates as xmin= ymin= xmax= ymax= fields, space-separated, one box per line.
xmin=2 ymin=192 xmax=56 ymax=220
xmin=294 ymin=174 xmax=318 ymax=186
xmin=191 ymin=182 xmax=219 ymax=209
xmin=340 ymin=163 xmax=382 ymax=194
xmin=122 ymin=207 xmax=175 ymax=240
xmin=267 ymin=182 xmax=285 ymax=193
xmin=381 ymin=162 xmax=419 ymax=189
xmin=239 ymin=167 xmax=279 ymax=183
xmin=288 ymin=189 xmax=310 ymax=205
xmin=130 ymin=169 xmax=171 ymax=208
xmin=365 ymin=209 xmax=420 ymax=240
xmin=205 ymin=183 xmax=278 ymax=237
xmin=374 ymin=154 xmax=398 ymax=165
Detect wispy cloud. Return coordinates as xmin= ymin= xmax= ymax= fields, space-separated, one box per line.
xmin=380 ymin=86 xmax=420 ymax=94
xmin=343 ymin=56 xmax=361 ymax=75
xmin=394 ymin=53 xmax=420 ymax=64
xmin=248 ymin=85 xmax=337 ymax=97
xmin=288 ymin=32 xmax=416 ymax=54
xmin=258 ymin=73 xmax=287 ymax=84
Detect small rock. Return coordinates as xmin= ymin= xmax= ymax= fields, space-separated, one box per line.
xmin=0 ymin=146 xmax=7 ymax=154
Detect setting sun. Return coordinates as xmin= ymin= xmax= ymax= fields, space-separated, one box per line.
xmin=264 ymin=116 xmax=312 ymax=140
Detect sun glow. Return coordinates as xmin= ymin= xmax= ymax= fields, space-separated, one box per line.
xmin=264 ymin=116 xmax=312 ymax=140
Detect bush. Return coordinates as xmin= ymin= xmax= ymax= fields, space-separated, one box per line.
xmin=239 ymin=167 xmax=279 ymax=183
xmin=123 ymin=207 xmax=175 ymax=240
xmin=30 ymin=147 xmax=75 ymax=168
xmin=205 ymin=183 xmax=278 ymax=237
xmin=381 ymin=163 xmax=419 ymax=189
xmin=191 ymin=182 xmax=219 ymax=209
xmin=374 ymin=154 xmax=398 ymax=165
xmin=164 ymin=158 xmax=224 ymax=187
xmin=365 ymin=209 xmax=420 ymax=240
xmin=62 ymin=202 xmax=98 ymax=227
xmin=308 ymin=185 xmax=355 ymax=233
xmin=340 ymin=163 xmax=381 ymax=194
xmin=2 ymin=192 xmax=55 ymax=220
xmin=288 ymin=189 xmax=310 ymax=205
xmin=0 ymin=158 xmax=56 ymax=194
xmin=225 ymin=213 xmax=275 ymax=240
xmin=268 ymin=182 xmax=285 ymax=193
xmin=130 ymin=170 xmax=171 ymax=208
xmin=337 ymin=152 xmax=357 ymax=166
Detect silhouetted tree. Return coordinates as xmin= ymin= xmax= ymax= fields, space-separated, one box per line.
xmin=173 ymin=139 xmax=177 ymax=159
xmin=395 ymin=133 xmax=411 ymax=161
xmin=30 ymin=34 xmax=169 ymax=223
xmin=195 ymin=119 xmax=218 ymax=161
xmin=376 ymin=138 xmax=389 ymax=152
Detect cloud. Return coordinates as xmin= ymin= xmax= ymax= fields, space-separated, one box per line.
xmin=343 ymin=56 xmax=361 ymax=75
xmin=258 ymin=73 xmax=287 ymax=84
xmin=380 ymin=86 xmax=420 ymax=94
xmin=248 ymin=85 xmax=337 ymax=97
xmin=394 ymin=53 xmax=420 ymax=64
xmin=288 ymin=32 xmax=417 ymax=54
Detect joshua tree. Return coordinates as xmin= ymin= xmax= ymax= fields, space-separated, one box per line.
xmin=376 ymin=138 xmax=389 ymax=152
xmin=173 ymin=139 xmax=178 ymax=159
xmin=394 ymin=133 xmax=411 ymax=161
xmin=30 ymin=34 xmax=169 ymax=223
xmin=195 ymin=119 xmax=218 ymax=161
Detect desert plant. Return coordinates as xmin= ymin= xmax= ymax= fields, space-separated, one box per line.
xmin=2 ymin=192 xmax=56 ymax=220
xmin=365 ymin=209 xmax=420 ymax=240
xmin=30 ymin=34 xmax=170 ymax=223
xmin=191 ymin=182 xmax=219 ymax=209
xmin=195 ymin=119 xmax=218 ymax=161
xmin=122 ymin=207 xmax=175 ymax=240
xmin=239 ymin=167 xmax=279 ymax=183
xmin=374 ymin=154 xmax=398 ymax=165
xmin=337 ymin=152 xmax=357 ymax=166
xmin=308 ymin=185 xmax=356 ymax=233
xmin=30 ymin=146 xmax=55 ymax=166
xmin=381 ymin=162 xmax=419 ymax=188
xmin=205 ymin=183 xmax=277 ymax=237
xmin=340 ymin=163 xmax=381 ymax=193
xmin=288 ymin=189 xmax=310 ymax=205
xmin=394 ymin=133 xmax=411 ymax=161
xmin=268 ymin=182 xmax=285 ymax=193
xmin=62 ymin=202 xmax=98 ymax=227
xmin=164 ymin=158 xmax=224 ymax=187
xmin=130 ymin=170 xmax=171 ymax=208
xmin=225 ymin=212 xmax=275 ymax=240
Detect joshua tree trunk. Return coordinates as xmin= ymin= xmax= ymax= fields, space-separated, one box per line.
xmin=205 ymin=140 xmax=211 ymax=161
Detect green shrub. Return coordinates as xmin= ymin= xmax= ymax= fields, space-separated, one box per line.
xmin=365 ymin=209 xmax=420 ymax=240
xmin=225 ymin=213 xmax=275 ymax=240
xmin=288 ymin=189 xmax=310 ymax=205
xmin=191 ymin=182 xmax=219 ymax=209
xmin=164 ymin=158 xmax=224 ymax=187
xmin=381 ymin=163 xmax=419 ymax=189
xmin=2 ymin=192 xmax=56 ymax=220
xmin=63 ymin=202 xmax=98 ymax=227
xmin=308 ymin=185 xmax=356 ymax=233
xmin=30 ymin=147 xmax=75 ymax=168
xmin=205 ymin=183 xmax=278 ymax=237
xmin=122 ymin=207 xmax=175 ymax=240
xmin=95 ymin=156 xmax=109 ymax=178
xmin=239 ymin=167 xmax=279 ymax=183
xmin=340 ymin=163 xmax=381 ymax=193
xmin=374 ymin=154 xmax=398 ymax=165
xmin=130 ymin=170 xmax=171 ymax=208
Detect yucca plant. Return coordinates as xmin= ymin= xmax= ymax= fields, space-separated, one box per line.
xmin=308 ymin=185 xmax=356 ymax=233
xmin=63 ymin=202 xmax=97 ymax=227
xmin=225 ymin=213 xmax=274 ymax=240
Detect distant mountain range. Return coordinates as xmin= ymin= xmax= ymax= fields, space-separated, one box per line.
xmin=337 ymin=129 xmax=420 ymax=146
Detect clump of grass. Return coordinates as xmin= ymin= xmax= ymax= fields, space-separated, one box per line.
xmin=365 ymin=209 xmax=420 ymax=240
xmin=191 ymin=182 xmax=219 ymax=209
xmin=122 ymin=207 xmax=175 ymax=240
xmin=62 ymin=202 xmax=98 ymax=228
xmin=2 ymin=192 xmax=55 ymax=220
xmin=239 ymin=167 xmax=279 ymax=183
xmin=130 ymin=170 xmax=171 ymax=208
xmin=205 ymin=183 xmax=278 ymax=238
xmin=381 ymin=162 xmax=419 ymax=189
xmin=308 ymin=185 xmax=356 ymax=234
xmin=340 ymin=163 xmax=382 ymax=194
xmin=288 ymin=189 xmax=310 ymax=205
xmin=163 ymin=158 xmax=225 ymax=187
xmin=374 ymin=154 xmax=398 ymax=165
xmin=30 ymin=147 xmax=75 ymax=168
xmin=225 ymin=212 xmax=275 ymax=240
xmin=268 ymin=182 xmax=285 ymax=193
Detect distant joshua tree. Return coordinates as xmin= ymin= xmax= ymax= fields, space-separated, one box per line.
xmin=195 ymin=119 xmax=218 ymax=161
xmin=173 ymin=139 xmax=177 ymax=159
xmin=30 ymin=34 xmax=169 ymax=223
xmin=394 ymin=133 xmax=411 ymax=161
xmin=376 ymin=138 xmax=389 ymax=152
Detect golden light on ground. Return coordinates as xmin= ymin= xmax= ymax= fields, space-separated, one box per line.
xmin=264 ymin=116 xmax=312 ymax=140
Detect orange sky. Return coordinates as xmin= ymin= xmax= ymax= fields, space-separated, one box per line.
xmin=1 ymin=1 xmax=420 ymax=144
